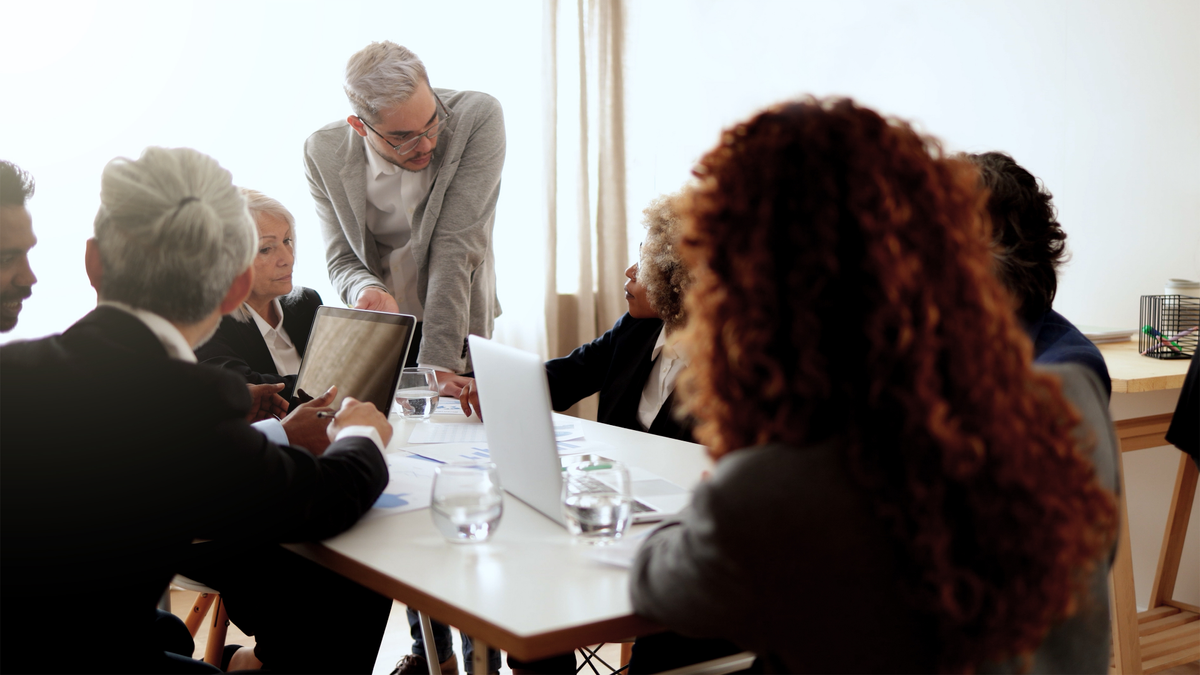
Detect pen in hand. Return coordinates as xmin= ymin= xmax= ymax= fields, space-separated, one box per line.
xmin=316 ymin=411 xmax=336 ymax=419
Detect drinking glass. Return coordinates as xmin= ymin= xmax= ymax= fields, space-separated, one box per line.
xmin=431 ymin=462 xmax=503 ymax=544
xmin=395 ymin=367 xmax=439 ymax=418
xmin=561 ymin=456 xmax=633 ymax=545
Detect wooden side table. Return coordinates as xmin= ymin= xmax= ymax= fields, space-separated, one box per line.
xmin=1099 ymin=341 xmax=1197 ymax=674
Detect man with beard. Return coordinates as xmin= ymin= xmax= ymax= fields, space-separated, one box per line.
xmin=0 ymin=160 xmax=37 ymax=332
xmin=304 ymin=40 xmax=507 ymax=675
xmin=305 ymin=41 xmax=504 ymax=378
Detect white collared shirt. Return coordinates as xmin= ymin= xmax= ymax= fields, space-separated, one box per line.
xmin=637 ymin=328 xmax=688 ymax=431
xmin=245 ymin=298 xmax=302 ymax=377
xmin=364 ymin=136 xmax=435 ymax=321
xmin=99 ymin=300 xmax=383 ymax=452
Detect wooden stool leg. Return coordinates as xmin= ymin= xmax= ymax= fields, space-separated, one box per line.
xmin=1110 ymin=449 xmax=1143 ymax=674
xmin=620 ymin=642 xmax=633 ymax=670
xmin=1149 ymin=453 xmax=1198 ymax=612
xmin=184 ymin=592 xmax=216 ymax=638
xmin=203 ymin=595 xmax=229 ymax=667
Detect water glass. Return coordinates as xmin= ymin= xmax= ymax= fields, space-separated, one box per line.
xmin=561 ymin=456 xmax=633 ymax=545
xmin=395 ymin=367 xmax=439 ymax=418
xmin=431 ymin=462 xmax=503 ymax=544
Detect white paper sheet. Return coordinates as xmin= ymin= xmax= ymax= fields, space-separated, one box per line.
xmin=582 ymin=529 xmax=652 ymax=568
xmin=364 ymin=454 xmax=439 ymax=519
xmin=406 ymin=421 xmax=487 ymax=444
xmin=405 ymin=418 xmax=585 ymax=445
xmin=407 ymin=443 xmax=493 ymax=465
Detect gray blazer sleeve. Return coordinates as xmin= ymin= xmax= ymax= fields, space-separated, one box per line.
xmin=303 ymin=133 xmax=384 ymax=306
xmin=419 ymin=95 xmax=506 ymax=369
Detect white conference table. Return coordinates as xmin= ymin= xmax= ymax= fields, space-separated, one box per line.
xmin=285 ymin=406 xmax=713 ymax=664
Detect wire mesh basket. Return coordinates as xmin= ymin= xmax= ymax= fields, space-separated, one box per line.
xmin=1139 ymin=295 xmax=1198 ymax=359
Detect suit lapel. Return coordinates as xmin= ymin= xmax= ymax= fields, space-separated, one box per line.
xmin=605 ymin=323 xmax=661 ymax=428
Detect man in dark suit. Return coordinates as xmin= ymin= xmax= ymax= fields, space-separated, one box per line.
xmin=0 ymin=147 xmax=394 ymax=673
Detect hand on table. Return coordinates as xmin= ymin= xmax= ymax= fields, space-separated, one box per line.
xmin=435 ymin=373 xmax=482 ymax=420
xmin=354 ymin=286 xmax=400 ymax=314
xmin=280 ymin=385 xmax=337 ymax=455
xmin=245 ymin=382 xmax=289 ymax=422
xmin=326 ymin=396 xmax=393 ymax=448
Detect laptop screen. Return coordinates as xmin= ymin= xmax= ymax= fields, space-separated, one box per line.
xmin=290 ymin=307 xmax=415 ymax=414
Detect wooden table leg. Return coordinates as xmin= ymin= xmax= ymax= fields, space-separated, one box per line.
xmin=1111 ymin=459 xmax=1144 ymax=674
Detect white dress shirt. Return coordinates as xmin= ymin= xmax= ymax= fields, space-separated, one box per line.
xmin=364 ymin=136 xmax=435 ymax=321
xmin=100 ymin=300 xmax=383 ymax=452
xmin=637 ymin=328 xmax=688 ymax=431
xmin=245 ymin=298 xmax=302 ymax=377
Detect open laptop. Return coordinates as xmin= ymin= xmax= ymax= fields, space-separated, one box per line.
xmin=468 ymin=335 xmax=691 ymax=525
xmin=290 ymin=307 xmax=417 ymax=414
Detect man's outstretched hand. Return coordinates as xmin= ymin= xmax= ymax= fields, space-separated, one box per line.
xmin=246 ymin=382 xmax=288 ymax=422
xmin=280 ymin=385 xmax=337 ymax=455
xmin=354 ymin=287 xmax=400 ymax=314
xmin=326 ymin=396 xmax=393 ymax=448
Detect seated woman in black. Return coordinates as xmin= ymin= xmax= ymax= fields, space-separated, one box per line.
xmin=195 ymin=189 xmax=321 ymax=402
xmin=455 ymin=193 xmax=696 ymax=442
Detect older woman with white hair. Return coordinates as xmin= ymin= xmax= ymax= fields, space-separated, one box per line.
xmin=195 ymin=189 xmax=322 ymax=402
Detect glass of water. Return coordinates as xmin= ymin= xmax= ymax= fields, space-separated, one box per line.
xmin=395 ymin=367 xmax=439 ymax=418
xmin=431 ymin=462 xmax=503 ymax=544
xmin=561 ymin=456 xmax=633 ymax=545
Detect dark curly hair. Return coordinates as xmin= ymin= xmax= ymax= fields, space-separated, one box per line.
xmin=0 ymin=160 xmax=36 ymax=208
xmin=965 ymin=152 xmax=1067 ymax=324
xmin=676 ymin=97 xmax=1117 ymax=673
xmin=638 ymin=192 xmax=690 ymax=330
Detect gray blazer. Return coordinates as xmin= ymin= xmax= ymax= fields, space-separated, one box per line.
xmin=304 ymin=88 xmax=505 ymax=371
xmin=631 ymin=363 xmax=1119 ymax=673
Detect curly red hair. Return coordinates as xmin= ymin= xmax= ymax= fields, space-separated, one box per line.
xmin=676 ymin=97 xmax=1117 ymax=672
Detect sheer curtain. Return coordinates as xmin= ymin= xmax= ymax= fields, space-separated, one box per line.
xmin=543 ymin=0 xmax=629 ymax=418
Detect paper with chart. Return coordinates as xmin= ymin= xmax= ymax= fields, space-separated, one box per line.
xmin=365 ymin=454 xmax=439 ymax=519
xmin=405 ymin=417 xmax=585 ymax=445
xmin=407 ymin=438 xmax=615 ymax=465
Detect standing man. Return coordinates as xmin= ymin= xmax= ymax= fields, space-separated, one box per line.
xmin=304 ymin=41 xmax=504 ymax=675
xmin=305 ymin=40 xmax=504 ymax=378
xmin=0 ymin=160 xmax=37 ymax=332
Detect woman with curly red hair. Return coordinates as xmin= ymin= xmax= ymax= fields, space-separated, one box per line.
xmin=629 ymin=98 xmax=1119 ymax=673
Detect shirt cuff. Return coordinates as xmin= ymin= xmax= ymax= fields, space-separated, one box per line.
xmin=334 ymin=425 xmax=386 ymax=452
xmin=419 ymin=363 xmax=453 ymax=373
xmin=252 ymin=418 xmax=289 ymax=446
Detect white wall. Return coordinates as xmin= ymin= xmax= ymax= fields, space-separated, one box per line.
xmin=624 ymin=0 xmax=1200 ymax=328
xmin=0 ymin=0 xmax=547 ymax=353
xmin=623 ymin=0 xmax=1200 ymax=611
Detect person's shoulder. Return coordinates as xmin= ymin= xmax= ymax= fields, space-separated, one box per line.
xmin=284 ymin=287 xmax=323 ymax=310
xmin=439 ymin=88 xmax=502 ymax=115
xmin=610 ymin=313 xmax=663 ymax=337
xmin=304 ymin=120 xmax=355 ymax=155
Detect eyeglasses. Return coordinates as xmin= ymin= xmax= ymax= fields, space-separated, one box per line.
xmin=359 ymin=93 xmax=452 ymax=155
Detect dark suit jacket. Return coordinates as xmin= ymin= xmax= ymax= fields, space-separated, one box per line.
xmin=632 ymin=364 xmax=1119 ymax=674
xmin=545 ymin=313 xmax=694 ymax=442
xmin=0 ymin=306 xmax=386 ymax=673
xmin=1028 ymin=309 xmax=1112 ymax=398
xmin=194 ymin=287 xmax=322 ymax=400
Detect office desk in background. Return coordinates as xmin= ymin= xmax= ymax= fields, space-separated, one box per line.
xmin=287 ymin=408 xmax=712 ymax=664
xmin=1098 ymin=340 xmax=1197 ymax=674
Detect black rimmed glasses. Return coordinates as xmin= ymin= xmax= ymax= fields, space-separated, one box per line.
xmin=359 ymin=93 xmax=452 ymax=155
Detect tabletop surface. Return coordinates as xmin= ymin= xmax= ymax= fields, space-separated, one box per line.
xmin=287 ymin=408 xmax=713 ymax=660
xmin=1098 ymin=340 xmax=1191 ymax=394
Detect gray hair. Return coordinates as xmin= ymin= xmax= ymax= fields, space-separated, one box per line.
xmin=93 ymin=147 xmax=256 ymax=324
xmin=229 ymin=187 xmax=301 ymax=324
xmin=344 ymin=41 xmax=429 ymax=123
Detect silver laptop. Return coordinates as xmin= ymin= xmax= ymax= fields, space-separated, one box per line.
xmin=468 ymin=335 xmax=690 ymax=525
xmin=290 ymin=307 xmax=416 ymax=414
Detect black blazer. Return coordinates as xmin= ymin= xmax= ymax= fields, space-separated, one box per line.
xmin=545 ymin=313 xmax=694 ymax=442
xmin=0 ymin=306 xmax=385 ymax=672
xmin=194 ymin=287 xmax=322 ymax=400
